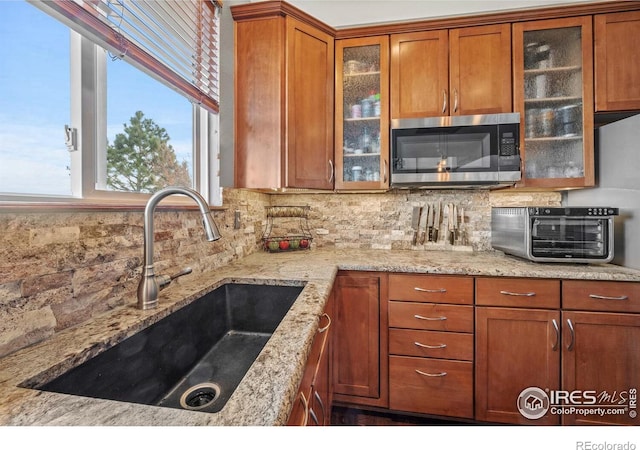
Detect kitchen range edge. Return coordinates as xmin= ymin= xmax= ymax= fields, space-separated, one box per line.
xmin=1 ymin=248 xmax=639 ymax=426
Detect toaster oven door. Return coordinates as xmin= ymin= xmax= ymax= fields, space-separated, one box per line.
xmin=530 ymin=217 xmax=612 ymax=260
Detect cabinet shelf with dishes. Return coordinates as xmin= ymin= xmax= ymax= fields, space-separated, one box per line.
xmin=344 ymin=70 xmax=381 ymax=78
xmin=514 ymin=16 xmax=594 ymax=188
xmin=335 ymin=36 xmax=389 ymax=190
xmin=344 ymin=117 xmax=380 ymax=122
xmin=343 ymin=153 xmax=381 ymax=158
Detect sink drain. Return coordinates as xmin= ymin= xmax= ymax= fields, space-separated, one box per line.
xmin=179 ymin=383 xmax=221 ymax=411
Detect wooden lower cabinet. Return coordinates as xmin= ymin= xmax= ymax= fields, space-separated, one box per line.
xmin=329 ymin=273 xmax=639 ymax=426
xmin=389 ymin=356 xmax=473 ymax=419
xmin=288 ymin=298 xmax=333 ymax=426
xmin=561 ymin=311 xmax=640 ymax=425
xmin=561 ymin=280 xmax=640 ymax=426
xmin=332 ymin=271 xmax=388 ymax=408
xmin=475 ymin=307 xmax=561 ymax=425
xmin=388 ymin=274 xmax=474 ymax=419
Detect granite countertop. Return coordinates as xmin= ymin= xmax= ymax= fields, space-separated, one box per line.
xmin=1 ymin=248 xmax=639 ymax=426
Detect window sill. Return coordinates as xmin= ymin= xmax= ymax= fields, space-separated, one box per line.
xmin=0 ymin=201 xmax=227 ymax=213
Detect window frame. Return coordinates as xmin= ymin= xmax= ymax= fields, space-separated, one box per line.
xmin=0 ymin=1 xmax=221 ymax=207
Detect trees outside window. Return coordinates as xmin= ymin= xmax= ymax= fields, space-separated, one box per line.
xmin=106 ymin=111 xmax=191 ymax=193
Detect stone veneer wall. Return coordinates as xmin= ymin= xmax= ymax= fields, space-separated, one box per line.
xmin=0 ymin=187 xmax=560 ymax=358
xmin=271 ymin=189 xmax=562 ymax=251
xmin=0 ymin=189 xmax=270 ymax=358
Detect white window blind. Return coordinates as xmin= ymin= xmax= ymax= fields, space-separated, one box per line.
xmin=35 ymin=0 xmax=221 ymax=113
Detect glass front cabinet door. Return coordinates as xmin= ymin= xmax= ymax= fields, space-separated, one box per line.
xmin=335 ymin=36 xmax=389 ymax=190
xmin=513 ymin=17 xmax=595 ymax=188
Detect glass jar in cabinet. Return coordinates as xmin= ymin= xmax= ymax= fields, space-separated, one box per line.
xmin=335 ymin=36 xmax=389 ymax=190
xmin=513 ymin=17 xmax=595 ymax=188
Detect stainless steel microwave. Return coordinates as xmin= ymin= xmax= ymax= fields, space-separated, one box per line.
xmin=390 ymin=113 xmax=521 ymax=188
xmin=491 ymin=207 xmax=619 ymax=263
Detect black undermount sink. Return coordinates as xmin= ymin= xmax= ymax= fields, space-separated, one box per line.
xmin=36 ymin=282 xmax=304 ymax=413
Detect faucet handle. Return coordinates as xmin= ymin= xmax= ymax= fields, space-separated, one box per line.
xmin=157 ymin=267 xmax=193 ymax=290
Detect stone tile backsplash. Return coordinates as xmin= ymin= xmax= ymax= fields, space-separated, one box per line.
xmin=0 ymin=188 xmax=560 ymax=358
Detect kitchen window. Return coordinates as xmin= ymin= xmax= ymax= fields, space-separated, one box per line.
xmin=0 ymin=0 xmax=222 ymax=206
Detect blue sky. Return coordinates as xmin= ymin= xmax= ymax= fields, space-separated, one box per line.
xmin=0 ymin=1 xmax=192 ymax=196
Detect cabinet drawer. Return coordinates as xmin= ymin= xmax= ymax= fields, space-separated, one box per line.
xmin=389 ymin=274 xmax=473 ymax=305
xmin=389 ymin=355 xmax=473 ymax=418
xmin=563 ymin=280 xmax=640 ymax=313
xmin=388 ymin=301 xmax=473 ymax=332
xmin=476 ymin=277 xmax=560 ymax=309
xmin=389 ymin=329 xmax=473 ymax=361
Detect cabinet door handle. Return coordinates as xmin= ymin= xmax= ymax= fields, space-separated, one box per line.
xmin=414 ymin=314 xmax=447 ymax=321
xmin=318 ymin=312 xmax=331 ymax=333
xmin=552 ymin=319 xmax=559 ymax=351
xmin=309 ymin=407 xmax=319 ymax=426
xmin=566 ymin=318 xmax=575 ymax=351
xmin=414 ymin=287 xmax=447 ymax=293
xmin=416 ymin=369 xmax=447 ymax=377
xmin=442 ymin=89 xmax=447 ymax=114
xmin=414 ymin=341 xmax=447 ymax=349
xmin=453 ymin=88 xmax=458 ymax=113
xmin=297 ymin=392 xmax=309 ymax=426
xmin=383 ymin=159 xmax=388 ymax=184
xmin=589 ymin=294 xmax=628 ymax=301
xmin=328 ymin=159 xmax=334 ymax=183
xmin=499 ymin=290 xmax=536 ymax=297
xmin=314 ymin=390 xmax=325 ymax=426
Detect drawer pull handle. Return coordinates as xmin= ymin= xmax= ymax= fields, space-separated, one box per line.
xmin=416 ymin=369 xmax=447 ymax=377
xmin=414 ymin=287 xmax=447 ymax=293
xmin=414 ymin=341 xmax=447 ymax=349
xmin=589 ymin=294 xmax=629 ymax=301
xmin=499 ymin=290 xmax=536 ymax=297
xmin=414 ymin=314 xmax=447 ymax=321
xmin=552 ymin=319 xmax=559 ymax=351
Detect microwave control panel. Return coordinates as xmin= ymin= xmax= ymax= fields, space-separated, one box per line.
xmin=499 ymin=132 xmax=517 ymax=156
xmin=528 ymin=207 xmax=619 ymax=217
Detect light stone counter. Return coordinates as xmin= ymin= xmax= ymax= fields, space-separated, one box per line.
xmin=1 ymin=248 xmax=639 ymax=426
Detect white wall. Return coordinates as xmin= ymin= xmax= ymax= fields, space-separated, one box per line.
xmin=219 ymin=5 xmax=236 ymax=187
xmin=566 ymin=115 xmax=640 ymax=269
xmin=284 ymin=0 xmax=597 ymax=28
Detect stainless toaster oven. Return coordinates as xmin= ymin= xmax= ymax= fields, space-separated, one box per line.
xmin=491 ymin=207 xmax=619 ymax=263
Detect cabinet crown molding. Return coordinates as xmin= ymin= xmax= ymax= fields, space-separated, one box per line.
xmin=230 ymin=0 xmax=335 ymax=36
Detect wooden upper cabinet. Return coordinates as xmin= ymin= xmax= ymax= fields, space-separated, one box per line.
xmin=449 ymin=24 xmax=512 ymax=116
xmin=391 ymin=30 xmax=449 ymax=118
xmin=335 ymin=36 xmax=390 ymax=190
xmin=595 ymin=11 xmax=640 ymax=112
xmin=513 ymin=16 xmax=594 ymax=189
xmin=286 ymin=18 xmax=335 ymax=189
xmin=233 ymin=5 xmax=334 ymax=190
xmin=390 ymin=24 xmax=512 ymax=119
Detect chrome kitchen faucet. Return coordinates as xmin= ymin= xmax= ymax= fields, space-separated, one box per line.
xmin=137 ymin=186 xmax=221 ymax=310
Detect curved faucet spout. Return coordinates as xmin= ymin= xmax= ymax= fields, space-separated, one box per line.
xmin=137 ymin=187 xmax=221 ymax=310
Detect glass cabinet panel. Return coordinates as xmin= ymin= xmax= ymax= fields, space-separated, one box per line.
xmin=335 ymin=37 xmax=389 ymax=189
xmin=514 ymin=17 xmax=594 ymax=188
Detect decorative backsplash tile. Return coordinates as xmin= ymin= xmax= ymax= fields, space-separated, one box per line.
xmin=0 ymin=187 xmax=560 ymax=358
